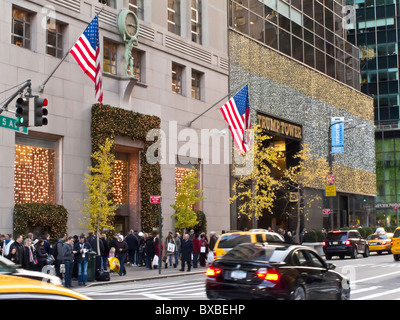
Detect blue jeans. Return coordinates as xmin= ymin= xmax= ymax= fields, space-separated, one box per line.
xmin=118 ymin=255 xmax=126 ymax=275
xmin=64 ymin=260 xmax=73 ymax=288
xmin=192 ymin=252 xmax=199 ymax=268
xmin=78 ymin=260 xmax=88 ymax=285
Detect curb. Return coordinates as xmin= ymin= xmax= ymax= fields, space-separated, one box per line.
xmin=85 ymin=270 xmax=205 ymax=287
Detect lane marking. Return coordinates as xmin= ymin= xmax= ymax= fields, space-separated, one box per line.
xmin=353 ymin=287 xmax=400 ymax=300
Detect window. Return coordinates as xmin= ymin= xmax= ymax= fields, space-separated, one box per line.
xmin=46 ymin=19 xmax=64 ymax=58
xmin=168 ymin=0 xmax=181 ymax=35
xmin=129 ymin=0 xmax=144 ymax=20
xmin=14 ymin=140 xmax=57 ymax=204
xmin=191 ymin=70 xmax=202 ymax=100
xmin=191 ymin=0 xmax=202 ymax=43
xmin=175 ymin=160 xmax=201 ymax=210
xmin=172 ymin=63 xmax=184 ymax=95
xmin=113 ymin=158 xmax=129 ymax=205
xmin=12 ymin=7 xmax=31 ymax=49
xmin=103 ymin=39 xmax=117 ymax=75
xmin=131 ymin=49 xmax=143 ymax=81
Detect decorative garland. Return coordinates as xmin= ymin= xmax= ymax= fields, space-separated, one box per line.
xmin=13 ymin=203 xmax=68 ymax=239
xmin=91 ymin=104 xmax=161 ymax=233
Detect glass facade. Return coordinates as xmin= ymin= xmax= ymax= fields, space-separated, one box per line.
xmin=347 ymin=0 xmax=400 ymax=225
xmin=228 ymin=0 xmax=361 ymax=90
xmin=346 ymin=0 xmax=399 ymax=125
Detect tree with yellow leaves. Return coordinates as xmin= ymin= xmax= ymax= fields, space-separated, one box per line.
xmin=230 ymin=125 xmax=281 ymax=224
xmin=279 ymin=144 xmax=329 ymax=243
xmin=171 ymin=168 xmax=204 ymax=234
xmin=80 ymin=138 xmax=118 ymax=255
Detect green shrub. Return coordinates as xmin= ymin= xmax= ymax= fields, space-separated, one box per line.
xmin=14 ymin=203 xmax=68 ymax=240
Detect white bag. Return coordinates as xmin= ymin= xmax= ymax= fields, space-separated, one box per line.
xmin=167 ymin=243 xmax=175 ymax=253
xmin=152 ymin=255 xmax=159 ymax=267
xmin=207 ymin=251 xmax=214 ymax=263
xmin=200 ymin=246 xmax=206 ymax=253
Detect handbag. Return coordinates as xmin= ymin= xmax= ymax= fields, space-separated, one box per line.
xmin=46 ymin=255 xmax=55 ymax=265
xmin=167 ymin=243 xmax=175 ymax=253
xmin=207 ymin=251 xmax=214 ymax=263
xmin=152 ymin=255 xmax=159 ymax=267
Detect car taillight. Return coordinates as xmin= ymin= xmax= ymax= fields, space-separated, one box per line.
xmin=345 ymin=240 xmax=351 ymax=246
xmin=206 ymin=265 xmax=222 ymax=278
xmin=322 ymin=241 xmax=327 ymax=247
xmin=391 ymin=240 xmax=393 ymax=245
xmin=382 ymin=241 xmax=387 ymax=245
xmin=213 ymin=250 xmax=216 ymax=258
xmin=256 ymin=268 xmax=280 ymax=282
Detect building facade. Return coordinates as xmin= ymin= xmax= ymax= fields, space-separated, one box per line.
xmin=346 ymin=0 xmax=400 ymax=226
xmin=0 ymin=0 xmax=230 ymax=236
xmin=228 ymin=0 xmax=376 ymax=231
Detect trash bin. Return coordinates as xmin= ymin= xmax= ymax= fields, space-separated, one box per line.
xmin=87 ymin=251 xmax=97 ymax=282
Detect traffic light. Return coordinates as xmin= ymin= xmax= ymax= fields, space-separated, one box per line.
xmin=34 ymin=97 xmax=48 ymax=126
xmin=15 ymin=97 xmax=29 ymax=127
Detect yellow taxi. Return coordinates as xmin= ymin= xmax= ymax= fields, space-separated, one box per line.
xmin=0 ymin=274 xmax=92 ymax=300
xmin=392 ymin=227 xmax=400 ymax=261
xmin=213 ymin=229 xmax=284 ymax=260
xmin=367 ymin=233 xmax=392 ymax=255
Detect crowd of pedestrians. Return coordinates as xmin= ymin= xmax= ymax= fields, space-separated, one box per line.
xmin=0 ymin=229 xmax=220 ymax=288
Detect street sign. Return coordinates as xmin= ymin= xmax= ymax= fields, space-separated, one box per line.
xmin=0 ymin=115 xmax=28 ymax=134
xmin=323 ymin=209 xmax=331 ymax=215
xmin=327 ymin=174 xmax=335 ymax=185
xmin=331 ymin=117 xmax=344 ymax=154
xmin=394 ymin=205 xmax=398 ymax=210
xmin=289 ymin=192 xmax=299 ymax=202
xmin=325 ymin=185 xmax=337 ymax=197
xmin=150 ymin=195 xmax=161 ymax=204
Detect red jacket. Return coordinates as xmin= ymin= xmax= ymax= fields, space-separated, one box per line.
xmin=192 ymin=237 xmax=200 ymax=253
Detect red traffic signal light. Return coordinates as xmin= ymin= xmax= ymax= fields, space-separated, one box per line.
xmin=34 ymin=97 xmax=48 ymax=126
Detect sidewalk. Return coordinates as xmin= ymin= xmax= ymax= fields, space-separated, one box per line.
xmin=78 ymin=263 xmax=207 ymax=288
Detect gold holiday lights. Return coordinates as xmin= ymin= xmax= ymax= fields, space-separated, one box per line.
xmin=14 ymin=145 xmax=55 ymax=204
xmin=113 ymin=160 xmax=129 ymax=205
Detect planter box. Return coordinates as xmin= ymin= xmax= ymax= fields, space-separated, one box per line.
xmin=302 ymin=242 xmax=324 ymax=256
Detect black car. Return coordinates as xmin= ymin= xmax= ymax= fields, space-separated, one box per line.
xmin=323 ymin=230 xmax=369 ymax=260
xmin=205 ymin=243 xmax=350 ymax=300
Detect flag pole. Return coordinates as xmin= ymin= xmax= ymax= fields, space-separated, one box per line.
xmin=38 ymin=6 xmax=106 ymax=93
xmin=186 ymin=82 xmax=248 ymax=127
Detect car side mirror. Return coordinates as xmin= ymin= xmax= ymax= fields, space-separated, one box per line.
xmin=326 ymin=263 xmax=336 ymax=270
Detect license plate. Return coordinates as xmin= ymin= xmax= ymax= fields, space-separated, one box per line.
xmin=231 ymin=270 xmax=247 ymax=280
xmin=369 ymin=242 xmax=377 ymax=245
xmin=332 ymin=241 xmax=339 ymax=245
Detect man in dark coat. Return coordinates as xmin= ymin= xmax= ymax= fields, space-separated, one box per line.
xmin=125 ymin=230 xmax=138 ymax=266
xmin=179 ymin=234 xmax=193 ymax=272
xmin=10 ymin=235 xmax=24 ymax=265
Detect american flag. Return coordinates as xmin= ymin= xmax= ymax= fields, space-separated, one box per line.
xmin=219 ymin=85 xmax=251 ymax=154
xmin=70 ymin=16 xmax=103 ymax=103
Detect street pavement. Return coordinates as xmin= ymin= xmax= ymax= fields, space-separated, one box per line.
xmin=76 ymin=263 xmax=206 ymax=288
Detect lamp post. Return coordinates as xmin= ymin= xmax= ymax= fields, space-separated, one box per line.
xmin=327 ymin=119 xmax=366 ymax=230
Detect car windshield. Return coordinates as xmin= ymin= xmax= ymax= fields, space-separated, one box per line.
xmin=0 ymin=256 xmax=17 ymax=274
xmin=367 ymin=234 xmax=388 ymax=240
xmin=217 ymin=234 xmax=252 ymax=249
xmin=266 ymin=234 xmax=284 ymax=242
xmin=326 ymin=232 xmax=347 ymax=241
xmin=393 ymin=229 xmax=400 ymax=238
xmin=222 ymin=244 xmax=288 ymax=262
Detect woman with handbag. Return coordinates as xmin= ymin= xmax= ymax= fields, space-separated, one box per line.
xmin=35 ymin=239 xmax=48 ymax=272
xmin=163 ymin=232 xmax=175 ymax=269
xmin=199 ymin=234 xmax=209 ymax=267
